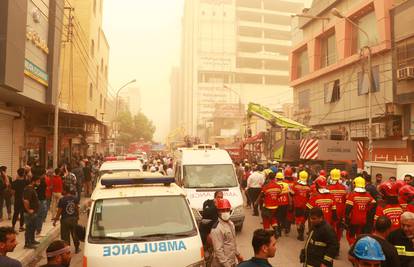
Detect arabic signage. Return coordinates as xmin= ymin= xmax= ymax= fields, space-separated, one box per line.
xmin=24 ymin=59 xmax=48 ymax=87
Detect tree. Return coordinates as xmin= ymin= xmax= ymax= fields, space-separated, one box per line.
xmin=116 ymin=111 xmax=156 ymax=145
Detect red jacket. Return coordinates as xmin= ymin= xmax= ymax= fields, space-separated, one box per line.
xmin=261 ymin=181 xmax=283 ymax=209
xmin=306 ymin=192 xmax=337 ymax=224
xmin=375 ymin=203 xmax=403 ymax=231
xmin=292 ymin=182 xmax=311 ymax=208
xmin=51 ymin=175 xmax=63 ymax=193
xmin=346 ymin=192 xmax=376 ymax=225
xmin=328 ymin=183 xmax=347 ymax=218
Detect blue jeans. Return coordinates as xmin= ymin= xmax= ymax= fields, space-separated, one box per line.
xmin=36 ymin=200 xmax=47 ymax=233
xmin=24 ymin=213 xmax=37 ymax=245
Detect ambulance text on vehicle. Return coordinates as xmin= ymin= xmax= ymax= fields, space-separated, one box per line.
xmin=83 ymin=171 xmax=204 ymax=267
xmin=174 ymin=145 xmax=245 ymax=231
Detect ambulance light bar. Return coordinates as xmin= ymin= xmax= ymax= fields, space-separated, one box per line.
xmin=104 ymin=156 xmax=138 ymax=161
xmin=101 ymin=177 xmax=175 ymax=187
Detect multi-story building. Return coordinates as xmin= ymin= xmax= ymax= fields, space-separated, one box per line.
xmin=176 ymin=0 xmax=304 ymax=139
xmin=0 ymin=0 xmax=63 ymax=173
xmin=392 ymin=0 xmax=414 ymax=161
xmin=290 ymin=0 xmax=407 ymax=163
xmin=119 ymin=87 xmax=141 ymax=116
xmin=59 ymin=0 xmax=110 ymax=156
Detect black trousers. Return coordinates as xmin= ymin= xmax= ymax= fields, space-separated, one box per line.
xmin=61 ymin=216 xmax=80 ymax=249
xmin=12 ymin=202 xmax=24 ymax=228
xmin=248 ymin=188 xmax=261 ymax=215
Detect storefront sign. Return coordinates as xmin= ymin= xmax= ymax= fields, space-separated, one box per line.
xmin=24 ymin=59 xmax=48 ymax=86
xmin=26 ymin=30 xmax=49 ymax=54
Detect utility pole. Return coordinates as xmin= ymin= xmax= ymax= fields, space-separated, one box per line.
xmin=54 ymin=7 xmax=74 ymax=168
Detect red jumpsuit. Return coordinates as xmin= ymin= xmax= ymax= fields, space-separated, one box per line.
xmin=261 ymin=181 xmax=282 ymax=230
xmin=345 ymin=192 xmax=376 ymax=245
xmin=284 ymin=178 xmax=295 ymax=225
xmin=292 ymin=182 xmax=311 ymax=224
xmin=306 ymin=192 xmax=337 ymax=225
xmin=375 ymin=203 xmax=403 ymax=231
xmin=276 ymin=181 xmax=290 ymax=233
xmin=328 ymin=183 xmax=347 ymax=241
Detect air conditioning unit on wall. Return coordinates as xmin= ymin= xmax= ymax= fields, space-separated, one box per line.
xmin=397 ymin=66 xmax=414 ymax=80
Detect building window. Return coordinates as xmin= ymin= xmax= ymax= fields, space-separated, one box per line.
xmin=103 ymin=98 xmax=106 ymax=111
xmin=358 ymin=65 xmax=380 ymax=95
xmin=298 ymin=89 xmax=310 ymax=109
xmin=100 ymin=0 xmax=103 ymax=14
xmin=352 ymin=11 xmax=379 ymax=54
xmin=297 ymin=49 xmax=309 ymax=78
xmin=91 ymin=40 xmax=95 ymax=57
xmin=202 ymin=11 xmax=205 ymax=15
xmin=324 ymin=79 xmax=340 ymax=103
xmin=212 ymin=11 xmax=215 ymax=16
xmin=320 ymin=32 xmax=337 ymax=68
xmin=89 ymin=83 xmax=93 ymax=100
xmin=105 ymin=65 xmax=108 ymax=79
xmin=93 ymin=0 xmax=97 ymax=15
xmin=100 ymin=94 xmax=103 ymax=108
xmin=96 ymin=65 xmax=99 ymax=90
xmin=396 ymin=37 xmax=414 ymax=68
xmin=98 ymin=28 xmax=101 ymax=49
xmin=101 ymin=59 xmax=104 ymax=73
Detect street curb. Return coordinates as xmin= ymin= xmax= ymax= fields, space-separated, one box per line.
xmin=19 ymin=225 xmax=61 ymax=267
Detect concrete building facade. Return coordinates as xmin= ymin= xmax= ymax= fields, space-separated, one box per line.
xmin=176 ymin=0 xmax=304 ymax=139
xmin=59 ymin=0 xmax=110 ymax=156
xmin=290 ymin=0 xmax=409 ymax=162
xmin=0 ymin=0 xmax=63 ymax=174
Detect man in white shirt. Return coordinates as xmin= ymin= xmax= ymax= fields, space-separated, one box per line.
xmin=247 ymin=165 xmax=265 ymax=216
xmin=166 ymin=163 xmax=174 ymax=176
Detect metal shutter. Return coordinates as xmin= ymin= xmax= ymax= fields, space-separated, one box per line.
xmin=0 ymin=114 xmax=13 ymax=170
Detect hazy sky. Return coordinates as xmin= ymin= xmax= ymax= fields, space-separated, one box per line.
xmin=103 ymin=0 xmax=312 ymax=143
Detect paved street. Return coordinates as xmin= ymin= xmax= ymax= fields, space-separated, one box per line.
xmin=35 ymin=207 xmax=352 ymax=267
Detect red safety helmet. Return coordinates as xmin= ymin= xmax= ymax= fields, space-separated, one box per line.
xmin=314 ymin=176 xmax=327 ymax=188
xmin=378 ymin=181 xmax=398 ymax=197
xmin=319 ymin=170 xmax=326 ymax=177
xmin=284 ymin=167 xmax=293 ymax=177
xmin=216 ymin=198 xmax=231 ymax=210
xmin=340 ymin=170 xmax=348 ymax=177
xmin=399 ymin=185 xmax=414 ymax=203
xmin=393 ymin=180 xmax=407 ymax=194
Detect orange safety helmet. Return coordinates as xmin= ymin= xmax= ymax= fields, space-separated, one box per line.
xmin=340 ymin=170 xmax=348 ymax=177
xmin=315 ymin=176 xmax=328 ymax=188
xmin=319 ymin=170 xmax=327 ymax=177
xmin=216 ymin=198 xmax=231 ymax=210
xmin=393 ymin=180 xmax=407 ymax=195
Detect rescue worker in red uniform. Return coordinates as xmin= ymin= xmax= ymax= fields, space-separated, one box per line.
xmin=399 ymin=184 xmax=414 ymax=212
xmin=306 ymin=176 xmax=337 ymax=226
xmin=375 ymin=181 xmax=403 ymax=231
xmin=257 ymin=172 xmax=283 ymax=235
xmin=292 ymin=170 xmax=311 ymax=241
xmin=345 ymin=177 xmax=376 ymax=245
xmin=276 ymin=172 xmax=290 ymax=237
xmin=327 ymin=168 xmax=347 ymax=241
xmin=284 ymin=167 xmax=295 ymax=234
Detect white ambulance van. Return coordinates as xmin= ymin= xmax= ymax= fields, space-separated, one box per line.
xmin=174 ymin=145 xmax=245 ymax=231
xmin=83 ymin=171 xmax=205 ymax=267
xmin=97 ymin=156 xmax=143 ymax=186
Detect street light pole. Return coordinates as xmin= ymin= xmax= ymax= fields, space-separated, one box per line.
xmin=331 ymin=8 xmax=373 ymax=161
xmin=115 ymin=79 xmax=137 ymax=118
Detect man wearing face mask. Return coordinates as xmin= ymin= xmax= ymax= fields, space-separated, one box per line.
xmin=210 ymin=198 xmax=244 ymax=267
xmin=40 ymin=240 xmax=72 ymax=267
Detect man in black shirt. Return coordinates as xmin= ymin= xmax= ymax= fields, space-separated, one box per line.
xmin=23 ymin=176 xmax=41 ymax=249
xmin=238 ymin=229 xmax=275 ymax=267
xmin=349 ymin=216 xmax=400 ymax=267
xmin=11 ymin=168 xmax=27 ymax=232
xmin=388 ymin=211 xmax=414 ymax=267
xmin=35 ymin=174 xmax=48 ymax=235
xmin=53 ymin=186 xmax=80 ymax=253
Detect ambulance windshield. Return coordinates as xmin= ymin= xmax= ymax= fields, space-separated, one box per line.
xmin=183 ymin=164 xmax=238 ymax=188
xmin=89 ymin=195 xmax=196 ymax=242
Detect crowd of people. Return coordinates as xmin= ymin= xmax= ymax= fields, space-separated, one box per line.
xmin=0 ymin=156 xmax=102 ymax=253
xmin=228 ymin=160 xmax=414 ymax=267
